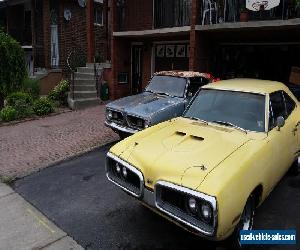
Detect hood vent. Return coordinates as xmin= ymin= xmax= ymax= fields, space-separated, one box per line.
xmin=190 ymin=135 xmax=204 ymax=141
xmin=175 ymin=131 xmax=186 ymax=137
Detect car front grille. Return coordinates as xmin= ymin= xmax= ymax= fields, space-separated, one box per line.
xmin=155 ymin=181 xmax=217 ymax=236
xmin=126 ymin=115 xmax=145 ymax=130
xmin=106 ymin=153 xmax=144 ymax=197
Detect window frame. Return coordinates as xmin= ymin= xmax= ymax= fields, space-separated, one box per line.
xmin=94 ymin=1 xmax=104 ymax=26
xmin=268 ymin=90 xmax=296 ymax=131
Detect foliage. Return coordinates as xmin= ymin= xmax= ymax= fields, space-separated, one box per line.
xmin=48 ymin=80 xmax=69 ymax=106
xmin=33 ymin=97 xmax=54 ymax=116
xmin=0 ymin=30 xmax=27 ymax=107
xmin=6 ymin=92 xmax=33 ymax=118
xmin=22 ymin=78 xmax=40 ymax=99
xmin=0 ymin=106 xmax=17 ymax=122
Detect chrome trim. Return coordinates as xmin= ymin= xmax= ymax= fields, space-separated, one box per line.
xmin=106 ymin=152 xmax=144 ymax=198
xmin=105 ymin=121 xmax=140 ymax=134
xmin=154 ymin=180 xmax=218 ymax=237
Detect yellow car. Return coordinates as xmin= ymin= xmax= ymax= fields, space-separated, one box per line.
xmin=105 ymin=79 xmax=300 ymax=244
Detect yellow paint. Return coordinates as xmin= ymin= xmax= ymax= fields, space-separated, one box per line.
xmin=109 ymin=79 xmax=300 ymax=240
xmin=26 ymin=208 xmax=56 ymax=234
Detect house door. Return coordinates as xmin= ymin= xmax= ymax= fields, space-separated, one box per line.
xmin=131 ymin=45 xmax=143 ymax=94
xmin=50 ymin=9 xmax=59 ymax=68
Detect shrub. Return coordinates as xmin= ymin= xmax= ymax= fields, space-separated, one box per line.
xmin=48 ymin=80 xmax=69 ymax=106
xmin=22 ymin=78 xmax=40 ymax=99
xmin=0 ymin=106 xmax=17 ymax=122
xmin=6 ymin=92 xmax=33 ymax=118
xmin=0 ymin=30 xmax=27 ymax=108
xmin=33 ymin=98 xmax=54 ymax=116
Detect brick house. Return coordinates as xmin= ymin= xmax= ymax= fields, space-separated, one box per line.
xmin=0 ymin=0 xmax=111 ymax=96
xmin=110 ymin=0 xmax=300 ymax=100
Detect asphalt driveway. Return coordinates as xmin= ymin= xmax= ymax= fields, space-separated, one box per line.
xmin=13 ymin=142 xmax=300 ymax=250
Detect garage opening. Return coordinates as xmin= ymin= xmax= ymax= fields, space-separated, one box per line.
xmin=215 ymin=43 xmax=300 ymax=83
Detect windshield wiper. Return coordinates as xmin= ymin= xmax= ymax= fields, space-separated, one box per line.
xmin=211 ymin=120 xmax=247 ymax=134
xmin=187 ymin=116 xmax=208 ymax=125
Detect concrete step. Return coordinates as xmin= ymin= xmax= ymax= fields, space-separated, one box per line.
xmin=73 ymin=85 xmax=96 ymax=91
xmin=68 ymin=96 xmax=101 ymax=110
xmin=73 ymin=79 xmax=95 ymax=85
xmin=86 ymin=62 xmax=111 ymax=69
xmin=72 ymin=91 xmax=97 ymax=99
xmin=75 ymin=72 xmax=94 ymax=80
xmin=77 ymin=67 xmax=95 ymax=74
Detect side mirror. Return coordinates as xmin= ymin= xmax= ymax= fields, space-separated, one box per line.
xmin=276 ymin=116 xmax=285 ymax=131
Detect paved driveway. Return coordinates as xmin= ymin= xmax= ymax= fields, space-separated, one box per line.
xmin=13 ymin=143 xmax=300 ymax=250
xmin=0 ymin=105 xmax=118 ymax=178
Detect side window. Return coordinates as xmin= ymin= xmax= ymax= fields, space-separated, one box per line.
xmin=283 ymin=91 xmax=296 ymax=118
xmin=187 ymin=77 xmax=209 ymax=96
xmin=269 ymin=91 xmax=286 ymax=130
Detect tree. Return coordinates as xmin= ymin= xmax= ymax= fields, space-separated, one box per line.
xmin=0 ymin=30 xmax=27 ymax=108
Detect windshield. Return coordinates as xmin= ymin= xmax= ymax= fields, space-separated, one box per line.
xmin=184 ymin=89 xmax=266 ymax=132
xmin=145 ymin=75 xmax=187 ymax=98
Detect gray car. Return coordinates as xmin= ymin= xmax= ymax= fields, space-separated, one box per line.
xmin=105 ymin=71 xmax=215 ymax=138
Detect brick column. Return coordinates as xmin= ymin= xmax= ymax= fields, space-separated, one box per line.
xmin=189 ymin=0 xmax=200 ymax=71
xmin=43 ymin=0 xmax=50 ymax=68
xmin=110 ymin=0 xmax=118 ymax=99
xmin=86 ymin=0 xmax=95 ymax=63
xmin=31 ymin=0 xmax=36 ymax=71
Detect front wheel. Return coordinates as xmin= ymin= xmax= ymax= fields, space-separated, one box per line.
xmin=231 ymin=195 xmax=255 ymax=249
xmin=118 ymin=131 xmax=129 ymax=140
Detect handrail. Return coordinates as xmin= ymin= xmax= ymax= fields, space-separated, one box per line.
xmin=67 ymin=49 xmax=75 ymax=100
xmin=94 ymin=60 xmax=104 ymax=99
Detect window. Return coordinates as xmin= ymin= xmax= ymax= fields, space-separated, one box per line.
xmin=187 ymin=77 xmax=210 ymax=96
xmin=94 ymin=2 xmax=103 ymax=25
xmin=283 ymin=91 xmax=296 ymax=118
xmin=269 ymin=91 xmax=286 ymax=130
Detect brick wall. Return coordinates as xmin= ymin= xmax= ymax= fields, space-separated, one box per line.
xmin=37 ymin=0 xmax=108 ymax=74
xmin=120 ymin=0 xmax=153 ymax=31
xmin=59 ymin=0 xmax=87 ymax=73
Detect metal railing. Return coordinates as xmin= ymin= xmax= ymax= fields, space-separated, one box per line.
xmin=67 ymin=48 xmax=87 ymax=100
xmin=67 ymin=50 xmax=76 ymax=100
xmin=94 ymin=60 xmax=104 ymax=98
xmin=200 ymin=0 xmax=300 ymax=25
xmin=154 ymin=0 xmax=191 ymax=28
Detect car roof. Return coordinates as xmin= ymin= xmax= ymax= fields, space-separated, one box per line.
xmin=203 ymin=78 xmax=289 ymax=94
xmin=154 ymin=71 xmax=213 ymax=79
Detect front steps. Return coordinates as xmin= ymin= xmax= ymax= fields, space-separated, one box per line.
xmin=68 ymin=63 xmax=110 ymax=110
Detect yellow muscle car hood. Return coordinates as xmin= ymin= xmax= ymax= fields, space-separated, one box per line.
xmin=110 ymin=118 xmax=253 ymax=190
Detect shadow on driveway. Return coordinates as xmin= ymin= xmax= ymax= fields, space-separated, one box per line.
xmin=13 ymin=143 xmax=300 ymax=250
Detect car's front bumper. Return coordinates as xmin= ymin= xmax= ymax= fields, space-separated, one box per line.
xmin=106 ymin=152 xmax=219 ymax=240
xmin=105 ymin=121 xmax=140 ymax=134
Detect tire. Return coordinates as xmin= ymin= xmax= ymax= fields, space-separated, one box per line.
xmin=118 ymin=131 xmax=129 ymax=140
xmin=230 ymin=195 xmax=255 ymax=249
xmin=290 ymin=158 xmax=300 ymax=175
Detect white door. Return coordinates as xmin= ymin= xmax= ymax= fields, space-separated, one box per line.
xmin=51 ymin=24 xmax=59 ymax=68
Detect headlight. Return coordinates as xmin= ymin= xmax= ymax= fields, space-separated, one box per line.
xmin=122 ymin=167 xmax=128 ymax=178
xmin=187 ymin=197 xmax=198 ymax=214
xmin=200 ymin=203 xmax=213 ymax=222
xmin=144 ymin=120 xmax=150 ymax=128
xmin=107 ymin=110 xmax=113 ymax=120
xmin=116 ymin=163 xmax=121 ymax=173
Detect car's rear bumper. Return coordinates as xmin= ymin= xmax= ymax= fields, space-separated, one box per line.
xmin=105 ymin=121 xmax=140 ymax=134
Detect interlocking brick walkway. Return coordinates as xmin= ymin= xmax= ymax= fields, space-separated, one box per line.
xmin=0 ymin=105 xmax=118 ymax=178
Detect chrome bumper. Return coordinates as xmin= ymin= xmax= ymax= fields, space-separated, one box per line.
xmin=105 ymin=121 xmax=140 ymax=134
